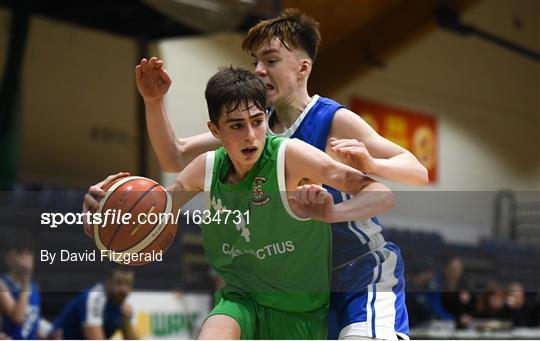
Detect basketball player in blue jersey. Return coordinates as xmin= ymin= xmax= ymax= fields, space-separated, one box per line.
xmin=86 ymin=9 xmax=428 ymax=340
xmin=0 ymin=240 xmax=41 ymax=340
xmin=50 ymin=268 xmax=138 ymax=340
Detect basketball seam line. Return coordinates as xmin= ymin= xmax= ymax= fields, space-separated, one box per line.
xmin=104 ymin=183 xmax=161 ymax=249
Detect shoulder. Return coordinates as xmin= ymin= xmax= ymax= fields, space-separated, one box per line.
xmin=284 ymin=138 xmax=326 ymax=163
xmin=307 ymin=96 xmax=343 ymax=118
xmin=333 ymin=107 xmax=363 ymax=124
xmin=284 ymin=137 xmax=307 ymax=152
xmin=84 ymin=283 xmax=107 ymax=308
xmin=267 ymin=136 xmax=288 ymax=155
xmin=330 ymin=107 xmax=375 ymax=140
xmin=318 ymin=96 xmax=344 ymax=108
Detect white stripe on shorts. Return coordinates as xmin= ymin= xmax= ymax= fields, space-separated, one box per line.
xmin=339 ymin=247 xmax=400 ymax=340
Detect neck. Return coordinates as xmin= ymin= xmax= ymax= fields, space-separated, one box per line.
xmin=226 ymin=160 xmax=253 ymax=184
xmin=272 ymin=89 xmax=311 ymax=130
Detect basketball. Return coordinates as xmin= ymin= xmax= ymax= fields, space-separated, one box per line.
xmin=92 ymin=176 xmax=177 ymax=265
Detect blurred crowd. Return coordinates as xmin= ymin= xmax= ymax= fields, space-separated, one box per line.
xmin=0 ymin=239 xmax=137 ymax=340
xmin=2 ymin=238 xmax=540 ymax=339
xmin=407 ymin=254 xmax=540 ymax=330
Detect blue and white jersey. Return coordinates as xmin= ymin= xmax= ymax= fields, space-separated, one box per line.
xmin=52 ymin=283 xmax=123 ymax=340
xmin=0 ymin=275 xmax=41 ymax=340
xmin=267 ymin=95 xmax=385 ymax=267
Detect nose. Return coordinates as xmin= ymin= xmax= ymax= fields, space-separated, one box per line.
xmin=254 ymin=61 xmax=266 ymax=77
xmin=245 ymin=124 xmax=256 ymax=142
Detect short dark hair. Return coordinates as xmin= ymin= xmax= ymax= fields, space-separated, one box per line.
xmin=106 ymin=266 xmax=134 ymax=279
xmin=5 ymin=238 xmax=34 ymax=254
xmin=205 ymin=66 xmax=266 ymax=125
xmin=242 ymin=8 xmax=321 ymax=61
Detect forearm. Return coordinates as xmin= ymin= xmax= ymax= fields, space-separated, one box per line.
xmin=145 ymin=99 xmax=183 ymax=172
xmin=371 ymin=152 xmax=428 ymax=185
xmin=145 ymin=99 xmax=221 ymax=172
xmin=166 ymin=182 xmax=200 ymax=214
xmin=11 ymin=289 xmax=30 ymax=325
xmin=330 ymin=182 xmax=394 ymax=223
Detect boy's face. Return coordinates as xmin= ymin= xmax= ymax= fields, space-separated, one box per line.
xmin=208 ymin=103 xmax=267 ymax=170
xmin=5 ymin=249 xmax=34 ymax=278
xmin=251 ymin=38 xmax=307 ymax=107
xmin=106 ymin=270 xmax=134 ymax=305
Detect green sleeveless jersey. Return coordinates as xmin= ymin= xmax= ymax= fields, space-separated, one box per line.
xmin=201 ymin=136 xmax=332 ymax=314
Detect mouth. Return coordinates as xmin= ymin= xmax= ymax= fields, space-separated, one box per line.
xmin=241 ymin=146 xmax=258 ymax=156
xmin=266 ymin=83 xmax=274 ymax=91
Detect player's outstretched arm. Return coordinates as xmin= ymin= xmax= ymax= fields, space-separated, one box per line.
xmin=285 ymin=139 xmax=394 ymax=223
xmin=329 ymin=108 xmax=429 ymax=185
xmin=136 ymin=57 xmax=221 ymax=172
xmin=0 ymin=279 xmax=30 ymax=326
xmin=166 ymin=153 xmax=206 ymax=213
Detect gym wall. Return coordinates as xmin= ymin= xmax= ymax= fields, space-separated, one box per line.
xmin=157 ymin=32 xmax=253 ymax=186
xmin=332 ymin=0 xmax=539 ymax=242
xmin=16 ymin=15 xmax=139 ymax=187
xmin=155 ymin=1 xmax=539 ymax=243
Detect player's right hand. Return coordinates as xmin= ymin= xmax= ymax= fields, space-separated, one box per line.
xmin=82 ymin=172 xmax=130 ymax=238
xmin=288 ymin=184 xmax=335 ymax=222
xmin=135 ymin=57 xmax=172 ymax=102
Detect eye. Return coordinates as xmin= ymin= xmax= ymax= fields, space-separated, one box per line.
xmin=230 ymin=123 xmax=242 ymax=129
xmin=267 ymin=59 xmax=277 ymax=65
xmin=253 ymin=119 xmax=264 ymax=126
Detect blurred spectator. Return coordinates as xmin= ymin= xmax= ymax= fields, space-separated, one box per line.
xmin=502 ymin=281 xmax=540 ymax=327
xmin=475 ymin=281 xmax=508 ymax=320
xmin=50 ymin=267 xmax=139 ymax=340
xmin=406 ymin=254 xmax=477 ymax=328
xmin=405 ymin=257 xmax=437 ymax=327
xmin=439 ymin=256 xmax=475 ymax=328
xmin=0 ymin=239 xmax=41 ymax=339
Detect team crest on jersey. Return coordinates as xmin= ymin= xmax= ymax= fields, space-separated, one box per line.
xmin=251 ymin=176 xmax=271 ymax=206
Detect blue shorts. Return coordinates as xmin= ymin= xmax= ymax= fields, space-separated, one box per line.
xmin=328 ymin=242 xmax=409 ymax=340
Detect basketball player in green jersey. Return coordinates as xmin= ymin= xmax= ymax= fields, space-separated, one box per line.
xmin=85 ymin=67 xmax=393 ymax=339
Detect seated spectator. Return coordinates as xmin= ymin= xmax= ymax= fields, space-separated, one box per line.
xmin=0 ymin=239 xmax=41 ymax=339
xmin=51 ymin=267 xmax=139 ymax=340
xmin=503 ymin=281 xmax=540 ymax=327
xmin=475 ymin=281 xmax=508 ymax=320
xmin=411 ymin=254 xmax=475 ymax=327
xmin=405 ymin=257 xmax=437 ymax=327
xmin=439 ymin=256 xmax=475 ymax=329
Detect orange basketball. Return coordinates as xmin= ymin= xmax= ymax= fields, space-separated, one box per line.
xmin=92 ymin=176 xmax=177 ymax=266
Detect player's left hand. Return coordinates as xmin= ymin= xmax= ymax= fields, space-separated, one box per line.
xmin=121 ymin=303 xmax=133 ymax=320
xmin=329 ymin=137 xmax=376 ymax=174
xmin=288 ymin=184 xmax=335 ymax=222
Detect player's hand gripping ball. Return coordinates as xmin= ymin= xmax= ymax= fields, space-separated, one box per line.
xmin=92 ymin=176 xmax=177 ymax=265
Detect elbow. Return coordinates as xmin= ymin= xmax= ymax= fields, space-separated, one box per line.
xmin=408 ymin=155 xmax=429 ymax=185
xmin=381 ymin=187 xmax=395 ymax=212
xmin=159 ymin=139 xmax=186 ymax=173
xmin=417 ymin=165 xmax=429 ymax=186
xmin=366 ymin=182 xmax=394 ymax=214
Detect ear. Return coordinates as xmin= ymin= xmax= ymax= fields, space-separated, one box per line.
xmin=298 ymin=58 xmax=312 ymax=80
xmin=207 ymin=121 xmax=220 ymax=139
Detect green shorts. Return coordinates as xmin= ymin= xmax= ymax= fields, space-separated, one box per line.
xmin=207 ymin=290 xmax=327 ymax=339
